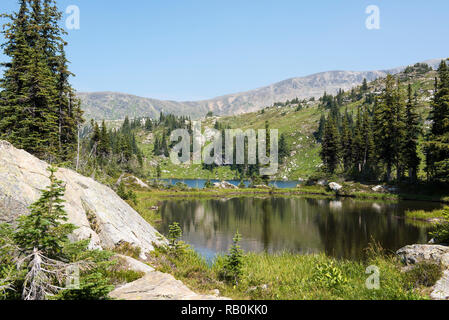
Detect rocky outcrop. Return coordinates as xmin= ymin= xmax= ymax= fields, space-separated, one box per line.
xmin=114 ymin=254 xmax=155 ymax=274
xmin=328 ymin=182 xmax=343 ymax=192
xmin=397 ymin=244 xmax=449 ymax=300
xmin=0 ymin=140 xmax=166 ymax=256
xmin=109 ymin=271 xmax=230 ymax=300
xmin=116 ymin=174 xmax=150 ymax=189
xmin=213 ymin=181 xmax=238 ymax=189
xmin=396 ymin=245 xmax=449 ymax=268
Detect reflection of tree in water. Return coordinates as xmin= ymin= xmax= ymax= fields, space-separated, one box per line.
xmin=313 ymin=199 xmax=429 ymax=259
xmin=261 ymin=199 xmax=273 ymax=252
xmin=159 ymin=197 xmax=436 ymax=260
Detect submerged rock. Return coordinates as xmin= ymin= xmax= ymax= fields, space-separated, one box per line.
xmin=0 ymin=140 xmax=166 ymax=255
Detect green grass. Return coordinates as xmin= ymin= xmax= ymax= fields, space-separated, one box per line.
xmin=148 ymin=244 xmax=429 ymax=300
xmin=406 ymin=206 xmax=449 ymax=222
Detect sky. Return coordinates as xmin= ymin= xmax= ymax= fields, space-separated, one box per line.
xmin=0 ymin=0 xmax=448 ymax=101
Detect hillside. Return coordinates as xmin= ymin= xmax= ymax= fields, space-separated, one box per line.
xmin=79 ymin=59 xmax=443 ymax=121
xmin=133 ymin=60 xmax=444 ymax=180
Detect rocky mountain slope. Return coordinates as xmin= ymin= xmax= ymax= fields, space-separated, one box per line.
xmin=0 ymin=140 xmax=166 ymax=256
xmin=79 ymin=59 xmax=443 ymax=120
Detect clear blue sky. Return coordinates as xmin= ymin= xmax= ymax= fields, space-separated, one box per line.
xmin=1 ymin=0 xmax=448 ymax=101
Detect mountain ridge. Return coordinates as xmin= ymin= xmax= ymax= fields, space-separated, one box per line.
xmin=78 ymin=58 xmax=444 ymax=120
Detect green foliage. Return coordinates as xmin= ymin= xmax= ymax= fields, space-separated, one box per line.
xmin=204 ymin=179 xmax=213 ymax=189
xmin=220 ymin=232 xmax=244 ymax=285
xmin=113 ymin=241 xmax=142 ymax=260
xmin=116 ymin=181 xmax=137 ymax=205
xmin=14 ymin=167 xmax=76 ymax=258
xmin=425 ymin=61 xmax=449 ymax=182
xmin=320 ymin=114 xmax=340 ymax=174
xmin=430 ymin=207 xmax=449 ymax=243
xmin=0 ymin=168 xmax=117 ymax=300
xmin=0 ymin=224 xmax=19 ymax=300
xmin=404 ymin=262 xmax=443 ymax=288
xmin=313 ymin=261 xmax=348 ymax=289
xmin=0 ymin=0 xmax=83 ymax=163
xmin=167 ymin=222 xmax=188 ymax=256
xmin=150 ymin=244 xmax=425 ymax=300
xmin=57 ymin=240 xmax=115 ymax=300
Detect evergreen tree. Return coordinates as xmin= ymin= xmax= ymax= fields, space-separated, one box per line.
xmin=340 ymin=110 xmax=353 ymax=172
xmin=279 ymin=133 xmax=289 ymax=163
xmin=403 ymin=84 xmax=421 ymax=181
xmin=320 ymin=114 xmax=340 ymax=174
xmin=374 ymin=75 xmax=399 ymax=181
xmin=361 ymin=106 xmax=376 ymax=177
xmin=352 ymin=108 xmax=364 ymax=173
xmin=0 ymin=0 xmax=82 ymax=162
xmin=425 ymin=61 xmax=449 ymax=182
xmin=314 ymin=114 xmax=326 ymax=143
xmin=14 ymin=167 xmax=76 ymax=258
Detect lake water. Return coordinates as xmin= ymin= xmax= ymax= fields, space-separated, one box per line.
xmin=157 ymin=197 xmax=443 ymax=261
xmin=159 ymin=179 xmax=300 ymax=189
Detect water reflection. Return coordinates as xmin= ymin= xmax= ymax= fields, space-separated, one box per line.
xmin=158 ymin=197 xmax=442 ymax=260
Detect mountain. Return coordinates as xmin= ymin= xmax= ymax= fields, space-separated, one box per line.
xmin=78 ymin=59 xmax=444 ymax=120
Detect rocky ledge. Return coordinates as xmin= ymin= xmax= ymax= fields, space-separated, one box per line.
xmin=0 ymin=140 xmax=166 ymax=256
xmin=0 ymin=140 xmax=229 ymax=300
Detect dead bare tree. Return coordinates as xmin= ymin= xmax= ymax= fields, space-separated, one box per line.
xmin=18 ymin=248 xmax=91 ymax=301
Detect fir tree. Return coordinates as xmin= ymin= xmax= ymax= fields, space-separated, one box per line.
xmin=340 ymin=110 xmax=353 ymax=172
xmin=403 ymin=84 xmax=421 ymax=181
xmin=14 ymin=167 xmax=76 ymax=258
xmin=0 ymin=0 xmax=82 ymax=162
xmin=374 ymin=75 xmax=399 ymax=181
xmin=320 ymin=114 xmax=340 ymax=174
xmin=425 ymin=61 xmax=449 ymax=182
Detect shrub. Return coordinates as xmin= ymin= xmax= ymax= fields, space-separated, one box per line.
xmin=404 ymin=262 xmax=443 ymax=288
xmin=113 ymin=241 xmax=142 ymax=260
xmin=220 ymin=232 xmax=244 ymax=285
xmin=313 ymin=261 xmax=348 ymax=289
xmin=116 ymin=181 xmax=138 ymax=205
xmin=204 ymin=180 xmax=213 ymax=189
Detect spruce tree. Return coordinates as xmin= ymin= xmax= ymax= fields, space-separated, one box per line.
xmin=14 ymin=167 xmax=76 ymax=258
xmin=361 ymin=106 xmax=375 ymax=177
xmin=403 ymin=84 xmax=421 ymax=182
xmin=320 ymin=114 xmax=340 ymax=174
xmin=352 ymin=108 xmax=364 ymax=174
xmin=340 ymin=110 xmax=353 ymax=172
xmin=374 ymin=75 xmax=398 ymax=181
xmin=425 ymin=61 xmax=449 ymax=182
xmin=0 ymin=0 xmax=82 ymax=162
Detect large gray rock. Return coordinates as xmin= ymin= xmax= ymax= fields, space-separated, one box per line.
xmin=213 ymin=181 xmax=238 ymax=189
xmin=396 ymin=244 xmax=449 ymax=268
xmin=109 ymin=271 xmax=230 ymax=300
xmin=328 ymin=182 xmax=343 ymax=192
xmin=397 ymin=244 xmax=449 ymax=300
xmin=0 ymin=140 xmax=166 ymax=255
